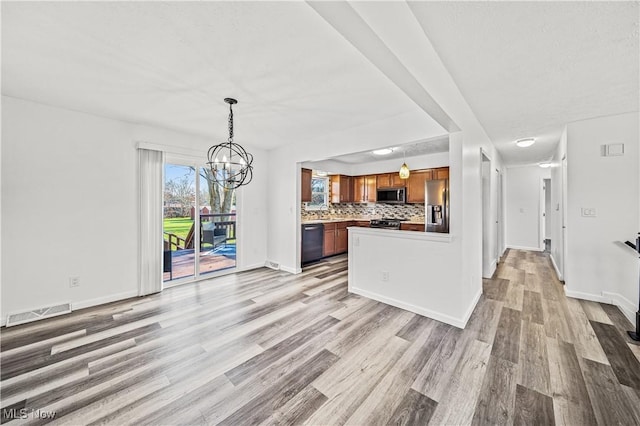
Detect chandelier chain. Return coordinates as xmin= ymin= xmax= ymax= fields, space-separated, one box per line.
xmin=228 ymin=104 xmax=234 ymax=142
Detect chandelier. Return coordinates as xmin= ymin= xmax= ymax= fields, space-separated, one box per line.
xmin=207 ymin=98 xmax=254 ymax=189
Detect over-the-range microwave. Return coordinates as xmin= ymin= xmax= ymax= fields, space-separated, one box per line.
xmin=376 ymin=187 xmax=406 ymax=204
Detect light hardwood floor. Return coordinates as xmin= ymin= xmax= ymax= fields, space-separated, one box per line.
xmin=1 ymin=249 xmax=639 ymax=425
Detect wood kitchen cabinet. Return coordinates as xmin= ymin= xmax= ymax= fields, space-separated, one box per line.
xmin=301 ymin=168 xmax=312 ymax=202
xmin=323 ymin=221 xmax=352 ymax=256
xmin=354 ymin=221 xmax=370 ymax=227
xmin=323 ymin=223 xmax=336 ymax=257
xmin=335 ymin=222 xmax=349 ymax=253
xmin=406 ymin=170 xmax=432 ymax=203
xmin=400 ymin=223 xmax=425 ymax=232
xmin=353 ymin=175 xmax=377 ymax=203
xmin=376 ymin=173 xmax=405 ymax=189
xmin=434 ymin=168 xmax=449 ymax=180
xmin=330 ymin=175 xmax=353 ymax=204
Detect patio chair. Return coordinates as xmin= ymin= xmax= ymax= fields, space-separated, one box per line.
xmin=202 ymin=222 xmax=228 ymax=251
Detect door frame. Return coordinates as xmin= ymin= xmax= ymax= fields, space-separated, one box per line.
xmin=163 ymin=155 xmax=239 ymax=288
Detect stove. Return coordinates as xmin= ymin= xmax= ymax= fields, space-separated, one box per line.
xmin=369 ymin=218 xmax=407 ymax=230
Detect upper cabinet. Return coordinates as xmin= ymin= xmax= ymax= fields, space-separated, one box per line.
xmin=377 ymin=173 xmax=406 ymax=189
xmin=301 ymin=168 xmax=312 ymax=202
xmin=330 ymin=175 xmax=353 ymax=203
xmin=353 ymin=175 xmax=377 ymax=203
xmin=406 ymin=170 xmax=432 ymax=203
xmin=434 ymin=168 xmax=449 ymax=180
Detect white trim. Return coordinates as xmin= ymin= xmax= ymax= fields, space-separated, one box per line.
xmin=348 ymin=227 xmax=453 ymax=243
xmin=349 ymin=286 xmax=480 ymax=329
xmin=72 ymin=290 xmax=139 ymax=311
xmin=483 ymin=260 xmax=497 ymax=279
xmin=136 ymin=141 xmax=205 ymax=159
xmin=506 ymin=245 xmax=544 ymax=252
xmin=565 ymin=288 xmax=636 ymax=325
xmin=240 ymin=263 xmax=267 ymax=272
xmin=602 ymin=292 xmax=637 ymax=325
xmin=550 ymin=254 xmax=563 ymax=281
xmin=280 ymin=265 xmax=302 ymax=274
xmin=461 ymin=288 xmax=483 ymax=328
xmin=564 ymin=289 xmax=609 ymax=304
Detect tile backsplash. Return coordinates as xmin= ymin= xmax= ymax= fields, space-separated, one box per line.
xmin=301 ymin=202 xmax=424 ymax=220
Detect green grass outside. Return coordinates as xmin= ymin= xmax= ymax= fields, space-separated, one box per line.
xmin=163 ymin=217 xmax=193 ymax=241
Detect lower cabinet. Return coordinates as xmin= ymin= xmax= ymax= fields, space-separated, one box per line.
xmin=400 ymin=223 xmax=425 ymax=232
xmin=323 ymin=223 xmax=336 ymax=257
xmin=323 ymin=221 xmax=352 ymax=256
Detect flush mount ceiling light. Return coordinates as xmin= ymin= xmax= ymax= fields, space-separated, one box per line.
xmin=515 ymin=138 xmax=536 ymax=148
xmin=207 ymin=98 xmax=254 ymax=190
xmin=539 ymin=162 xmax=552 ymax=168
xmin=372 ymin=147 xmax=396 ymax=155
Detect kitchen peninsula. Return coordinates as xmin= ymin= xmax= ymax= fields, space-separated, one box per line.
xmin=347 ymin=226 xmax=468 ymax=328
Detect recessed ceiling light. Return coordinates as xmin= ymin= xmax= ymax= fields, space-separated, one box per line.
xmin=372 ymin=147 xmax=395 ymax=155
xmin=515 ymin=138 xmax=536 ymax=148
xmin=538 ymin=162 xmax=552 ymax=168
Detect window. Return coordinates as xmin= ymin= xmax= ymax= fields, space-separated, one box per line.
xmin=306 ymin=176 xmax=329 ymax=210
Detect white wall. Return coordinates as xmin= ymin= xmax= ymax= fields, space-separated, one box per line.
xmin=550 ymin=127 xmax=567 ymax=278
xmin=544 ymin=179 xmax=551 ymax=240
xmin=564 ymin=112 xmax=639 ymax=321
xmin=505 ymin=165 xmax=550 ymax=251
xmin=1 ymin=96 xmax=268 ymax=323
xmin=348 ymin=228 xmax=473 ymax=328
xmin=301 ymin=151 xmax=449 ymax=178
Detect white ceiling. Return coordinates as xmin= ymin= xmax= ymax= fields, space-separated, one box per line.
xmin=1 ymin=2 xmax=441 ymax=150
xmin=409 ymin=1 xmax=639 ymax=165
xmin=2 ymin=2 xmax=638 ymax=166
xmin=329 ymin=137 xmax=449 ymax=164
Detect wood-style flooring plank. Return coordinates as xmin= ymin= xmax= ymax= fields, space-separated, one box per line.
xmin=580 ymin=357 xmax=640 ymax=426
xmin=471 ymin=356 xmax=517 ymax=426
xmin=579 ymin=300 xmax=614 ymax=325
xmin=427 ymin=339 xmax=492 ymax=425
xmin=346 ymin=322 xmax=448 ymax=425
xmin=547 ymin=338 xmax=597 ymax=426
xmin=590 ymin=320 xmax=640 ymax=389
xmin=600 ymin=302 xmax=640 ymax=347
xmin=518 ymin=320 xmax=551 ymax=396
xmin=385 ymin=389 xmax=437 ymax=426
xmin=522 ymin=290 xmax=544 ymax=325
xmin=218 ymin=349 xmax=339 ymax=426
xmin=491 ymin=307 xmax=522 ymax=364
xmin=513 ymin=384 xmax=555 ymax=426
xmin=306 ymin=336 xmax=410 ymax=425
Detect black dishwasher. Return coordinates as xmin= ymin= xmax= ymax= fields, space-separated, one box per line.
xmin=302 ymin=224 xmax=324 ymax=264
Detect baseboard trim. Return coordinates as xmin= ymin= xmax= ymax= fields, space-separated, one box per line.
xmin=239 ymin=263 xmax=265 ymax=272
xmin=483 ymin=260 xmax=497 ymax=279
xmin=73 ymin=290 xmax=139 ymax=311
xmin=549 ymin=254 xmax=563 ymax=281
xmin=565 ymin=289 xmax=636 ymax=325
xmin=507 ymin=245 xmax=544 ymax=252
xmin=602 ymin=291 xmax=637 ymax=325
xmin=280 ymin=265 xmax=302 ymax=275
xmin=349 ymin=286 xmax=478 ymax=329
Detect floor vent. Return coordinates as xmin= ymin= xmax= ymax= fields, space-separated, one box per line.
xmin=6 ymin=303 xmax=72 ymax=327
xmin=266 ymin=261 xmax=280 ymax=270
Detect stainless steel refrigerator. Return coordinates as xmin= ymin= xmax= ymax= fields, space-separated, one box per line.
xmin=425 ymin=179 xmax=449 ymax=233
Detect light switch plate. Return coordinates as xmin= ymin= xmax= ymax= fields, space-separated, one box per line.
xmin=581 ymin=208 xmax=597 ymax=217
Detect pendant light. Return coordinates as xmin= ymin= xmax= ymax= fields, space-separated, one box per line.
xmin=207 ymin=98 xmax=254 ymax=189
xmin=399 ymin=148 xmax=410 ymax=179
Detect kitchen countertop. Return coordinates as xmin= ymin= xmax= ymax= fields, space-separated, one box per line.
xmin=301 ymin=218 xmax=425 ymax=225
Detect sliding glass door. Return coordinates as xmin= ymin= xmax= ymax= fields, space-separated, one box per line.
xmin=198 ymin=167 xmax=236 ymax=276
xmin=162 ymin=162 xmax=237 ymax=284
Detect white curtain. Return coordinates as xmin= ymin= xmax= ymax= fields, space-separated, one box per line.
xmin=138 ymin=148 xmax=164 ymax=296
